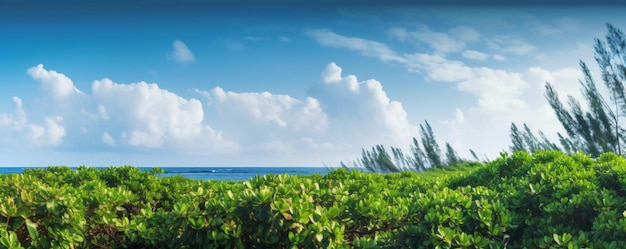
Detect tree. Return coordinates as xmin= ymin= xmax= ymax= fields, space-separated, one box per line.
xmin=444 ymin=142 xmax=460 ymax=166
xmin=543 ymin=23 xmax=626 ymax=157
xmin=420 ymin=121 xmax=443 ymax=168
xmin=343 ymin=120 xmax=473 ymax=173
xmin=509 ymin=122 xmax=559 ymax=153
xmin=510 ymin=123 xmax=526 ymax=152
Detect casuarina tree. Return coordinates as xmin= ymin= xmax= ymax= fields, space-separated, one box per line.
xmin=534 ymin=23 xmax=626 ymax=157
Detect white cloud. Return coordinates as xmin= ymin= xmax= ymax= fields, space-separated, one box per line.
xmin=308 ymin=29 xmax=569 ymax=158
xmin=486 ymin=36 xmax=536 ymax=55
xmin=200 ymin=85 xmax=330 ymax=153
xmin=0 ymin=97 xmax=67 ymax=146
xmin=493 ymin=54 xmax=506 ymax=61
xmin=204 ymin=86 xmax=328 ymax=133
xmin=503 ymin=42 xmax=536 ymax=55
xmin=91 ymin=78 xmax=236 ymax=152
xmin=440 ymin=108 xmax=467 ymax=153
xmin=98 ymin=105 xmax=109 ymax=120
xmin=9 ymin=64 xmax=242 ymax=154
xmin=388 ymin=26 xmax=480 ymax=55
xmin=449 ymin=26 xmax=481 ymax=42
xmin=456 ymin=68 xmax=529 ymax=114
xmin=195 ymin=62 xmax=417 ymax=158
xmin=16 ymin=64 xmax=417 ymax=163
xmin=524 ymin=67 xmax=585 ymax=112
xmin=405 ymin=53 xmax=473 ymax=81
xmin=27 ymin=64 xmax=82 ymax=98
xmin=171 ymin=40 xmax=195 ymax=63
xmin=310 ymin=62 xmax=417 ymax=148
xmin=30 ymin=116 xmax=66 ymax=146
xmin=387 ymin=27 xmax=409 ymax=41
xmin=429 ymin=62 xmax=584 ymax=159
xmin=462 ymin=50 xmax=489 ymax=61
xmin=406 ymin=53 xmax=529 ymax=115
xmin=0 ymin=97 xmax=27 ymax=129
xmin=307 ymin=29 xmax=407 ymax=63
xmin=388 ymin=27 xmax=465 ymax=54
xmin=102 ymin=132 xmax=115 ymax=146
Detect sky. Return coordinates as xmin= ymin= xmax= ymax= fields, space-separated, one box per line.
xmin=1 ymin=1 xmax=626 ymax=167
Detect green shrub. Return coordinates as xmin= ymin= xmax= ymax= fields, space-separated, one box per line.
xmin=3 ymin=151 xmax=626 ymax=248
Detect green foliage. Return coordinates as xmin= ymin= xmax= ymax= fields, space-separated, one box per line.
xmin=4 ymin=152 xmax=626 ymax=248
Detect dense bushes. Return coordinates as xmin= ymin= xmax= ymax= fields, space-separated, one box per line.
xmin=2 ymin=151 xmax=626 ymax=248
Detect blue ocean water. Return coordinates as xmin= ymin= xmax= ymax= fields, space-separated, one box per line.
xmin=0 ymin=167 xmax=334 ymax=181
xmin=159 ymin=167 xmax=333 ymax=181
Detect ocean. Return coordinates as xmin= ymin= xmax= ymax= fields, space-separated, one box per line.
xmin=0 ymin=167 xmax=334 ymax=181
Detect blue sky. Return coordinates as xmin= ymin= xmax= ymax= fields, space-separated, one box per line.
xmin=1 ymin=2 xmax=626 ymax=166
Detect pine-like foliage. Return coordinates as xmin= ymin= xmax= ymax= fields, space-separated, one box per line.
xmin=509 ymin=123 xmax=559 ymax=153
xmin=343 ymin=120 xmax=472 ymax=173
xmin=541 ymin=23 xmax=626 ymax=157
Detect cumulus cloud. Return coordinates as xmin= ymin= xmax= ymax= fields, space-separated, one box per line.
xmin=197 ymin=86 xmax=330 ymax=153
xmin=207 ymin=87 xmax=327 ymax=132
xmin=307 ymin=29 xmax=407 ymax=63
xmin=194 ymin=62 xmax=417 ymax=157
xmin=27 ymin=64 xmax=82 ymax=98
xmin=91 ymin=79 xmax=236 ymax=151
xmin=4 ymin=63 xmax=416 ymax=164
xmin=0 ymin=97 xmax=67 ymax=146
xmin=4 ymin=63 xmax=245 ymax=156
xmin=171 ymin=40 xmax=195 ymax=63
xmin=30 ymin=116 xmax=66 ymax=146
xmin=310 ymin=62 xmax=417 ymax=148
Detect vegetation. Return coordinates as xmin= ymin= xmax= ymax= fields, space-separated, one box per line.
xmin=512 ymin=23 xmax=626 ymax=157
xmin=4 ymin=21 xmax=626 ymax=249
xmin=1 ymin=151 xmax=626 ymax=248
xmin=355 ymin=23 xmax=626 ymax=173
xmin=343 ymin=121 xmax=480 ymax=173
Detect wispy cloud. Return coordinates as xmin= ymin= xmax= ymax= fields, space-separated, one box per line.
xmin=307 ymin=29 xmax=407 ymax=63
xmin=486 ymin=36 xmax=536 ymax=55
xmin=493 ymin=54 xmax=506 ymax=61
xmin=388 ymin=26 xmax=480 ymax=55
xmin=462 ymin=50 xmax=489 ymax=61
xmin=171 ymin=40 xmax=195 ymax=63
xmin=449 ymin=26 xmax=481 ymax=42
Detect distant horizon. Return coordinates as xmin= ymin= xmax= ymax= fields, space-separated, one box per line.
xmin=0 ymin=165 xmax=333 ymax=168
